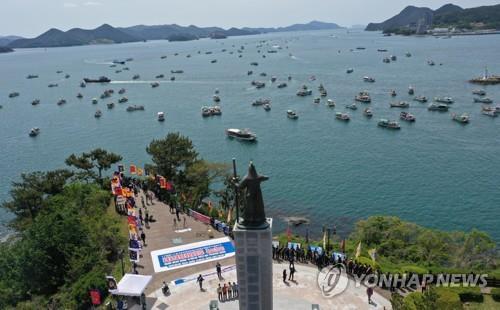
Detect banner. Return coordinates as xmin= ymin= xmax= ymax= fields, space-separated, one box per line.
xmin=89 ymin=289 xmax=101 ymax=305
xmin=130 ymin=165 xmax=137 ymax=175
xmin=129 ymin=248 xmax=140 ymax=262
xmin=189 ymin=209 xmax=211 ymax=224
xmin=287 ymin=242 xmax=301 ymax=249
xmin=309 ymin=245 xmax=323 ymax=255
xmin=150 ymin=237 xmax=235 ymax=273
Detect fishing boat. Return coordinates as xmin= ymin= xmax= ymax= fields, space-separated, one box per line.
xmin=434 ymin=97 xmax=454 ymax=104
xmin=405 ymin=52 xmax=412 ymax=57
xmin=428 ymin=103 xmax=449 ymax=111
xmin=414 ymin=96 xmax=427 ymax=103
xmin=263 ymin=103 xmax=271 ymax=111
xmin=345 ymin=103 xmax=357 ymax=110
xmin=313 ymin=97 xmax=321 ymax=104
xmin=201 ymin=106 xmax=212 ymax=117
xmin=260 ymin=72 xmax=267 ymax=77
xmin=390 ymin=90 xmax=397 ymax=97
xmin=482 ymin=110 xmax=497 ymax=117
xmin=287 ymin=110 xmax=299 ymax=119
xmin=427 ymin=60 xmax=435 ymax=66
xmin=400 ymin=112 xmax=416 ymax=122
xmin=65 ymin=74 xmax=70 ymax=79
xmin=57 ymin=99 xmax=67 ymax=106
xmin=250 ymin=62 xmax=258 ymax=66
xmin=346 ymin=68 xmax=354 ymax=74
xmin=48 ymin=83 xmax=58 ymax=88
xmin=26 ymin=74 xmax=39 ymax=79
xmin=452 ymin=113 xmax=469 ymax=124
xmin=83 ymin=76 xmax=111 ymax=83
xmin=225 ymin=128 xmax=257 ymax=142
xmin=92 ymin=98 xmax=98 ymax=104
xmin=252 ymin=98 xmax=270 ymax=106
xmin=288 ymin=75 xmax=292 ymax=81
xmin=378 ymin=119 xmax=401 ymax=129
xmin=377 ymin=49 xmax=388 ymax=52
xmin=126 ymin=105 xmax=145 ymax=112
xmin=211 ymin=106 xmax=222 ymax=115
xmin=473 ymin=97 xmax=493 ymax=104
xmin=9 ymin=92 xmax=19 ymax=98
xmin=155 ymin=74 xmax=165 ymax=79
xmin=171 ymin=70 xmax=184 ymax=74
xmin=118 ymin=97 xmax=128 ymax=103
xmin=211 ymin=59 xmax=217 ymax=63
xmin=355 ymin=91 xmax=371 ymax=103
xmin=118 ymin=88 xmax=126 ymax=94
xmin=29 ymin=127 xmax=40 ymax=137
xmin=390 ymin=55 xmax=397 ymax=61
xmin=277 ymin=82 xmax=287 ymax=88
xmin=383 ymin=57 xmax=390 ymax=63
xmin=214 ymin=89 xmax=220 ymax=94
xmin=80 ymin=82 xmax=86 ymax=88
xmin=472 ymin=89 xmax=486 ymax=96
xmin=151 ymin=82 xmax=160 ymax=88
xmin=327 ymin=99 xmax=335 ymax=107
xmin=75 ymin=93 xmax=83 ymax=99
xmin=363 ymin=76 xmax=375 ymax=83
xmin=363 ymin=108 xmax=373 ymax=117
xmin=251 ymin=81 xmax=266 ymax=89
xmin=94 ymin=110 xmax=102 ymax=118
xmin=132 ymin=74 xmax=140 ymax=80
xmin=335 ymin=112 xmax=350 ymax=121
xmin=31 ymin=99 xmax=40 ymax=106
xmin=270 ymin=76 xmax=277 ymax=83
xmin=158 ymin=112 xmax=165 ymax=121
xmin=247 ymin=70 xmax=253 ymax=76
xmin=469 ymin=67 xmax=500 ymax=85
xmin=408 ymin=86 xmax=414 ymax=95
xmin=296 ymin=85 xmax=312 ymax=96
xmin=213 ymin=95 xmax=221 ymax=102
xmin=107 ymin=102 xmax=115 ymax=109
xmin=161 ymin=55 xmax=167 ymax=59
xmin=390 ymin=101 xmax=409 ymax=108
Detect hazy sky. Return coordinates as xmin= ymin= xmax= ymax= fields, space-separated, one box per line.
xmin=2 ymin=0 xmax=499 ymax=37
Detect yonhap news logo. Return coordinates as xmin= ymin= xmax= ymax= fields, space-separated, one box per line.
xmin=317 ymin=263 xmax=349 ymax=298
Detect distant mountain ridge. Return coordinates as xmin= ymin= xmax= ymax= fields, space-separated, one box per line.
xmin=0 ymin=35 xmax=23 ymax=46
xmin=6 ymin=21 xmax=343 ymax=49
xmin=365 ymin=3 xmax=500 ymax=32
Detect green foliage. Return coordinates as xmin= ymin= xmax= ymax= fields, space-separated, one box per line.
xmin=491 ymin=288 xmax=500 ymax=302
xmin=435 ymin=288 xmax=462 ymax=310
xmin=65 ymin=148 xmax=122 ymax=183
xmin=391 ymin=292 xmax=406 ymax=310
xmin=459 ymin=290 xmax=484 ymax=303
xmin=433 ymin=4 xmax=500 ymax=30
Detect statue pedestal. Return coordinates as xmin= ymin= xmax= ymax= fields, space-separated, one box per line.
xmin=233 ymin=218 xmax=273 ymax=310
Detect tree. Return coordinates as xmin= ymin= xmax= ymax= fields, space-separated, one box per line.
xmin=390 ymin=292 xmax=406 ymax=310
xmin=146 ymin=133 xmax=199 ymax=180
xmin=88 ymin=148 xmax=122 ymax=180
xmin=65 ymin=153 xmax=95 ymax=182
xmin=65 ymin=149 xmax=122 ymax=183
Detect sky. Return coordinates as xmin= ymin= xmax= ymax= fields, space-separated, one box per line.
xmin=1 ymin=0 xmax=499 ymax=37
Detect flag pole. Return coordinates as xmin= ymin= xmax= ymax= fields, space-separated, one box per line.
xmin=232 ymin=158 xmax=240 ymax=224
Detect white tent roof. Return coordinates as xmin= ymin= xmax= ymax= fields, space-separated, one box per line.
xmin=112 ymin=274 xmax=153 ymax=297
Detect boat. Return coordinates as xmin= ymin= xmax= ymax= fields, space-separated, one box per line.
xmin=428 ymin=103 xmax=449 ymax=111
xmin=156 ymin=74 xmax=165 ymax=79
xmin=400 ymin=112 xmax=416 ymax=122
xmin=473 ymin=97 xmax=493 ymax=104
xmin=296 ymin=85 xmax=312 ymax=96
xmin=472 ymin=89 xmax=486 ymax=96
xmin=132 ymin=74 xmax=140 ymax=80
xmin=287 ymin=110 xmax=299 ymax=119
xmin=161 ymin=55 xmax=167 ymax=59
xmin=247 ymin=70 xmax=253 ymax=75
xmin=225 ymin=128 xmax=257 ymax=142
xmin=363 ymin=108 xmax=373 ymax=117
xmin=201 ymin=106 xmax=212 ymax=117
xmin=363 ymin=76 xmax=375 ymax=83
xmin=482 ymin=110 xmax=497 ymax=117
xmin=170 ymin=76 xmax=176 ymax=81
xmin=126 ymin=105 xmax=145 ymax=112
xmin=107 ymin=102 xmax=115 ymax=109
xmin=118 ymin=97 xmax=128 ymax=103
xmin=346 ymin=68 xmax=354 ymax=74
xmin=356 ymin=47 xmax=366 ymax=50
xmin=251 ymin=80 xmax=266 ymax=89
xmin=250 ymin=62 xmax=258 ymax=66
xmin=31 ymin=99 xmax=40 ymax=106
xmin=118 ymin=88 xmax=126 ymax=94
xmin=378 ymin=119 xmax=401 ymax=129
xmin=151 ymin=82 xmax=160 ymax=88
xmin=126 ymin=58 xmax=133 ymax=62
xmin=469 ymin=67 xmax=500 ymax=85
xmin=213 ymin=95 xmax=221 ymax=102
xmin=383 ymin=57 xmax=390 ymax=63
xmin=8 ymin=92 xmax=19 ymax=98
xmin=113 ymin=60 xmax=126 ymax=65
xmin=345 ymin=103 xmax=357 ymax=110
xmin=214 ymin=89 xmax=220 ymax=94
xmin=26 ymin=74 xmax=38 ymax=79
xmin=355 ymin=91 xmax=371 ymax=103
xmin=211 ymin=59 xmax=217 ymax=63
xmin=288 ymin=75 xmax=292 ymax=81
xmin=56 ymin=70 xmax=63 ymax=74
xmin=271 ymin=76 xmax=277 ymax=83
xmin=414 ymin=96 xmax=427 ymax=103
xmin=65 ymin=74 xmax=70 ymax=79
xmin=260 ymin=72 xmax=267 ymax=77
xmin=390 ymin=90 xmax=397 ymax=97
xmin=171 ymin=70 xmax=184 ymax=74
xmin=408 ymin=86 xmax=414 ymax=95
xmin=452 ymin=113 xmax=469 ymax=124
xmin=390 ymin=55 xmax=397 ymax=61
xmin=83 ymin=76 xmax=111 ymax=83
xmin=277 ymin=82 xmax=287 ymax=88
xmin=92 ymin=98 xmax=98 ymax=104
xmin=327 ymin=99 xmax=335 ymax=107
xmin=263 ymin=103 xmax=271 ymax=111
xmin=29 ymin=127 xmax=40 ymax=137
xmin=75 ymin=93 xmax=83 ymax=99
xmin=57 ymin=99 xmax=66 ymax=106
xmin=158 ymin=112 xmax=165 ymax=121
xmin=80 ymin=82 xmax=86 ymax=88
xmin=252 ymin=98 xmax=270 ymax=106
xmin=211 ymin=106 xmax=222 ymax=115
xmin=335 ymin=112 xmax=350 ymax=121
xmin=48 ymin=83 xmax=58 ymax=88
xmin=434 ymin=97 xmax=454 ymax=104
xmin=427 ymin=60 xmax=435 ymax=66
xmin=377 ymin=49 xmax=388 ymax=52
xmin=390 ymin=101 xmax=409 ymax=108
xmin=94 ymin=110 xmax=102 ymax=118
xmin=405 ymin=52 xmax=412 ymax=57
xmin=313 ymin=97 xmax=321 ymax=104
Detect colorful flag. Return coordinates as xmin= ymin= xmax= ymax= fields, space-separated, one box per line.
xmin=322 ymin=227 xmax=327 ymax=250
xmin=159 ymin=177 xmax=167 ymax=189
xmin=130 ymin=165 xmax=137 ymax=175
xmin=137 ymin=168 xmax=143 ymax=176
xmin=355 ymin=242 xmax=362 ymax=259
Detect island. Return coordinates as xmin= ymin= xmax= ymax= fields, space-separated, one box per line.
xmin=0 ymin=46 xmax=13 ymax=53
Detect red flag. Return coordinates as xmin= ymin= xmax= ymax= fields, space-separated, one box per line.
xmin=166 ymin=181 xmax=173 ymax=191
xmin=89 ymin=289 xmax=101 ymax=305
xmin=130 ymin=165 xmax=137 ymax=175
xmin=114 ymin=187 xmax=123 ymax=196
xmin=127 ymin=215 xmax=136 ymax=225
xmin=159 ymin=177 xmax=167 ymax=189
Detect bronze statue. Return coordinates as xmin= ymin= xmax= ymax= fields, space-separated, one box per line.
xmin=237 ymin=162 xmax=269 ymax=228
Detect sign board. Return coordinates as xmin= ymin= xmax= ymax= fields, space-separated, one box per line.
xmin=287 ymin=242 xmax=301 ymax=250
xmin=150 ymin=237 xmax=235 ymax=273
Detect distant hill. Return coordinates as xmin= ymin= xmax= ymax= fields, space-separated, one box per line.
xmin=0 ymin=46 xmax=14 ymax=53
xmin=0 ymin=36 xmax=23 ymax=46
xmin=8 ymin=20 xmax=343 ymax=49
xmin=9 ymin=24 xmax=140 ymax=48
xmin=366 ymin=3 xmax=500 ymax=33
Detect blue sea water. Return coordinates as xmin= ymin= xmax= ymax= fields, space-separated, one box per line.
xmin=1 ymin=30 xmax=499 ymax=240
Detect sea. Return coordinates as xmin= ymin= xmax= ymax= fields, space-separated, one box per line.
xmin=1 ymin=30 xmax=499 ymax=241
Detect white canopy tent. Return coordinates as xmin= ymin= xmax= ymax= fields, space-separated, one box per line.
xmin=110 ymin=274 xmax=152 ymax=297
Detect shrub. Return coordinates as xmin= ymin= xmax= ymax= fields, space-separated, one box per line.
xmin=491 ymin=288 xmax=500 ymax=302
xmin=436 ymin=288 xmax=462 ymax=310
xmin=458 ymin=291 xmax=484 ymax=303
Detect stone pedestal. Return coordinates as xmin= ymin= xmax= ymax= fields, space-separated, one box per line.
xmin=233 ymin=218 xmax=273 ymax=310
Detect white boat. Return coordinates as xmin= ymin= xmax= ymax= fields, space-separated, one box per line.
xmin=473 ymin=97 xmax=493 ymax=104
xmin=472 ymin=89 xmax=486 ymax=96
xmin=414 ymin=96 xmax=427 ymax=103
xmin=434 ymin=97 xmax=454 ymax=104
xmin=158 ymin=112 xmax=165 ymax=121
xmin=327 ymin=99 xmax=335 ymax=107
xmin=29 ymin=127 xmax=40 ymax=137
xmin=482 ymin=110 xmax=497 ymax=117
xmin=378 ymin=119 xmax=401 ymax=129
xmin=390 ymin=101 xmax=409 ymax=108
xmin=452 ymin=113 xmax=469 ymax=124
xmin=94 ymin=110 xmax=102 ymax=118
xmin=345 ymin=103 xmax=357 ymax=110
xmin=363 ymin=76 xmax=375 ymax=83
xmin=287 ymin=110 xmax=299 ymax=119
xmin=313 ymin=97 xmax=321 ymax=104
xmin=263 ymin=103 xmax=271 ymax=111
xmin=363 ymin=108 xmax=373 ymax=117
xmin=92 ymin=98 xmax=98 ymax=104
xmin=346 ymin=68 xmax=354 ymax=74
xmin=400 ymin=112 xmax=416 ymax=122
xmin=355 ymin=91 xmax=371 ymax=103
xmin=335 ymin=112 xmax=350 ymax=121
xmin=226 ymin=128 xmax=257 ymax=142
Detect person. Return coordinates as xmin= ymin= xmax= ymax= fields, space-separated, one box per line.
xmin=140 ymin=231 xmax=146 ymax=245
xmin=222 ymin=283 xmax=228 ymax=301
xmin=197 ymin=274 xmax=204 ymax=291
xmin=162 ymin=281 xmax=170 ymax=295
xmin=173 ymin=218 xmax=177 ymax=230
xmin=141 ymin=196 xmax=145 ymax=208
xmin=227 ymin=282 xmax=232 ymax=300
xmin=282 ymin=269 xmax=287 ymax=283
xmin=289 ymin=264 xmax=295 ymax=281
xmin=216 ymin=262 xmax=222 ymax=280
xmin=176 ymin=207 xmax=181 ymax=221
xmin=366 ymin=286 xmax=373 ymax=304
xmin=217 ymin=284 xmax=223 ymax=301
xmin=183 ymin=216 xmax=187 ymax=228
xmin=232 ymin=282 xmax=238 ymax=298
